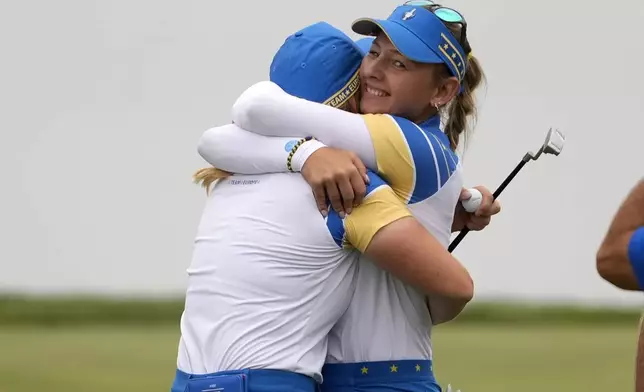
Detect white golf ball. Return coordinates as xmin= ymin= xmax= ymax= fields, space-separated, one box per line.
xmin=462 ymin=188 xmax=482 ymax=213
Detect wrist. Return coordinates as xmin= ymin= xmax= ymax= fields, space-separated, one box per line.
xmin=290 ymin=140 xmax=327 ymax=172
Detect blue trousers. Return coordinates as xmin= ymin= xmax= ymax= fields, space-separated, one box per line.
xmin=171 ymin=368 xmax=318 ymax=392
xmin=321 ymin=360 xmax=441 ymax=392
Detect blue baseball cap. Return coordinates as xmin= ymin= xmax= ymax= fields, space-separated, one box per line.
xmin=354 ymin=37 xmax=375 ymax=55
xmin=352 ymin=5 xmax=467 ymax=81
xmin=270 ymin=22 xmax=363 ymax=108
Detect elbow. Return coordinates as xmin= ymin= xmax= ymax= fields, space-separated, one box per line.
xmin=231 ymin=81 xmax=280 ymax=127
xmin=196 ymin=131 xmax=208 ymax=158
xmin=596 ymin=247 xmax=625 ymax=288
xmin=443 ymin=273 xmax=474 ymax=303
xmin=459 ymin=275 xmax=475 ymax=302
xmin=596 ymin=244 xmax=640 ymax=291
xmin=421 ymin=268 xmax=474 ymax=302
xmin=197 ymin=129 xmax=217 ymax=164
xmin=596 ymin=246 xmax=616 ymax=283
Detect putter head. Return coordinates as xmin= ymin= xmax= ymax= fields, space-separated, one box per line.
xmin=526 ymin=128 xmax=565 ymax=160
xmin=542 ymin=127 xmax=565 ymax=156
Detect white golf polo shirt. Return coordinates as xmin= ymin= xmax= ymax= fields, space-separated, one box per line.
xmin=176 ymin=171 xmax=411 ymax=382
xmin=326 ymin=166 xmax=463 ymax=363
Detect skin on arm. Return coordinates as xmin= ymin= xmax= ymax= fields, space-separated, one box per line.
xmin=362 ymin=216 xmax=473 ymax=301
xmin=340 ymin=172 xmax=473 ymax=301
xmin=429 ymin=186 xmax=502 ymax=324
xmin=425 ymin=294 xmax=470 ymax=325
xmin=596 ymin=180 xmax=644 ymax=291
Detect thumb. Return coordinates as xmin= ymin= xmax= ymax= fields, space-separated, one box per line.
xmin=459 ymin=188 xmax=472 ymax=201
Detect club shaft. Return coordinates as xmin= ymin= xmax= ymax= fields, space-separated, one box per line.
xmin=492 ymin=159 xmax=529 ymax=199
xmin=448 ymin=159 xmax=529 ymax=252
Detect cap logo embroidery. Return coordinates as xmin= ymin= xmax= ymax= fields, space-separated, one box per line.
xmin=402 ymin=8 xmax=416 ymax=20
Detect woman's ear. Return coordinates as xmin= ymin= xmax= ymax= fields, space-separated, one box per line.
xmin=433 ymin=76 xmax=461 ymax=107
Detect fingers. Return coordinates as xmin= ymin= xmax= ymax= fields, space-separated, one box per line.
xmin=336 ymin=175 xmax=356 ymax=216
xmin=311 ymin=182 xmax=328 ymax=217
xmin=489 ymin=200 xmax=501 ymax=215
xmin=474 ymin=185 xmax=493 ymax=199
xmin=302 ymin=148 xmax=372 ymax=218
xmin=466 ymin=215 xmax=491 ymax=231
xmin=472 ymin=186 xmax=500 ymax=217
xmin=459 ymin=187 xmax=472 ymax=201
xmin=458 ymin=185 xmax=501 ymax=231
xmin=349 ymin=169 xmax=367 ymax=208
xmin=475 ymin=198 xmax=501 ymax=217
xmin=330 ymin=153 xmax=370 ymax=216
xmin=339 ymin=153 xmax=370 ymax=213
xmin=351 ymin=154 xmax=370 ymax=185
xmin=329 ymin=167 xmax=367 ymax=217
xmin=325 ymin=180 xmax=345 ymax=218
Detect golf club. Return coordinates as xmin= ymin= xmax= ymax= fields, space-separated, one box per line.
xmin=448 ymin=127 xmax=566 ymax=252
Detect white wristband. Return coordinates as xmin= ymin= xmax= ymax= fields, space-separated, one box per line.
xmin=290 ymin=140 xmax=327 ymax=172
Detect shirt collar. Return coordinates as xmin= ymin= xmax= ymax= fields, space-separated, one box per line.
xmin=418 ymin=115 xmax=450 ymax=146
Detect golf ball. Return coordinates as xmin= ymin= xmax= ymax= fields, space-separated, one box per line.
xmin=462 ymin=188 xmax=482 ymax=213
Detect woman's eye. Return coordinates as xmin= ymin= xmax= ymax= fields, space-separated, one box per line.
xmin=393 ymin=60 xmax=406 ymax=69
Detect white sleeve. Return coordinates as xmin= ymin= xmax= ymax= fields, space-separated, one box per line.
xmin=197 ymin=124 xmax=326 ymax=174
xmin=231 ymin=81 xmax=378 ymax=169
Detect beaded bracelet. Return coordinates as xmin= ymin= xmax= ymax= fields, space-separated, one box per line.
xmin=286 ymin=136 xmax=315 ymax=172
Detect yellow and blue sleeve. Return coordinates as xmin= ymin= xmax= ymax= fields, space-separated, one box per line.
xmin=361 ymin=114 xmax=459 ymax=204
xmin=325 ymin=171 xmax=412 ymax=253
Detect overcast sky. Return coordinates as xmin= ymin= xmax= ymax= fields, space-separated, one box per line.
xmin=2 ymin=0 xmax=643 ymax=306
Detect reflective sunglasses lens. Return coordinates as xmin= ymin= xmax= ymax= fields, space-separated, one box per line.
xmin=405 ymin=0 xmax=436 ymax=6
xmin=434 ymin=8 xmax=463 ymax=23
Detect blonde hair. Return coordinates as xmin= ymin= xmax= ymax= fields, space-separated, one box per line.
xmin=192 ymin=167 xmax=231 ymax=195
xmin=423 ymin=5 xmax=487 ymax=151
xmin=443 ymin=53 xmax=485 ymax=151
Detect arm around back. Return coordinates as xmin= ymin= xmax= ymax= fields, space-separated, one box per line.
xmin=364 ymin=216 xmax=474 ymax=302
xmin=340 ymin=171 xmax=473 ymax=302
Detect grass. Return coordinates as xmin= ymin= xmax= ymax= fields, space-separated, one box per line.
xmin=0 ymin=326 xmax=179 ymax=392
xmin=432 ymin=324 xmax=636 ymax=391
xmin=0 ymin=324 xmax=637 ymax=392
xmin=1 ymin=295 xmax=641 ymax=326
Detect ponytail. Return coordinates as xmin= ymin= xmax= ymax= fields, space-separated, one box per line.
xmin=192 ymin=167 xmax=231 ymax=195
xmin=444 ymin=55 xmax=485 ymax=151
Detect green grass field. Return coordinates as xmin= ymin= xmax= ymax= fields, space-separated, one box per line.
xmin=0 ymin=324 xmax=637 ymax=392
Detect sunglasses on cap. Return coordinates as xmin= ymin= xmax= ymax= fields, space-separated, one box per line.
xmin=403 ymin=0 xmax=469 ymax=52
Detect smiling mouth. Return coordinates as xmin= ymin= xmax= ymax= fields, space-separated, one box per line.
xmin=365 ymin=86 xmax=390 ymax=97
